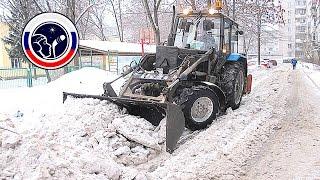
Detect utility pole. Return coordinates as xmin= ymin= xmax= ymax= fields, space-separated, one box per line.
xmin=232 ymin=0 xmax=235 ymax=19
xmin=256 ymin=0 xmax=261 ymax=66
xmin=257 ymin=14 xmax=261 ymax=66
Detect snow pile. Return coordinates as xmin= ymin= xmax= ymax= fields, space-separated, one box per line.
xmin=301 ymin=62 xmax=320 ymax=88
xmin=0 ymin=67 xmax=125 ymax=131
xmin=0 ymin=114 xmax=22 ymax=149
xmin=0 ymin=67 xmax=164 ymax=179
xmin=1 ymin=97 xmax=165 ymax=179
xmin=47 ymin=67 xmax=125 ymax=95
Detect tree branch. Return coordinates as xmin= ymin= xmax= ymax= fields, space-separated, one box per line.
xmin=142 ymin=0 xmax=157 ymax=32
xmin=75 ymin=3 xmax=95 ymax=25
xmin=32 ymin=0 xmax=44 ymax=12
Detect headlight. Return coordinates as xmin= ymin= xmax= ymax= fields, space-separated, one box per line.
xmin=208 ymin=8 xmax=216 ymax=15
xmin=183 ymin=8 xmax=191 ymax=15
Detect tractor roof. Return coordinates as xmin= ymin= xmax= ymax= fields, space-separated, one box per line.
xmin=177 ymin=12 xmax=239 ymax=27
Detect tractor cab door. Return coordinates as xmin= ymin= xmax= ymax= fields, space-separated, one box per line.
xmin=222 ymin=18 xmax=232 ymax=55
xmin=231 ymin=24 xmax=239 ymax=53
xmin=222 ymin=18 xmax=241 ymax=55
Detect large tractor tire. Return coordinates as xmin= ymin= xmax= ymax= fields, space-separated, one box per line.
xmin=220 ymin=62 xmax=246 ymax=110
xmin=177 ymin=86 xmax=220 ymax=130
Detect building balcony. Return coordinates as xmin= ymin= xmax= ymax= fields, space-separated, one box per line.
xmin=295 ymin=6 xmax=307 ymax=9
xmin=295 ymin=22 xmax=308 ymax=26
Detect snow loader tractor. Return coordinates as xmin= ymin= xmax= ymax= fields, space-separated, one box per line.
xmin=63 ymin=10 xmax=252 ymax=153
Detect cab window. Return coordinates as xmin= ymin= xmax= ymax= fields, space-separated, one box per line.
xmin=223 ymin=19 xmax=231 ymax=54
xmin=231 ymin=25 xmax=239 ymax=53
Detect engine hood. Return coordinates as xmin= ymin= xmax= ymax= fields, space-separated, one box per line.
xmin=155 ymin=46 xmax=206 ymax=73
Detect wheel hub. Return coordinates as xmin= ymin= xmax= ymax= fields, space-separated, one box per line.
xmin=191 ymin=97 xmax=214 ymax=122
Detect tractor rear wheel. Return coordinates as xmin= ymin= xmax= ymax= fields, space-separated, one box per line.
xmin=178 ymin=86 xmax=220 ymax=130
xmin=220 ymin=62 xmax=245 ymax=110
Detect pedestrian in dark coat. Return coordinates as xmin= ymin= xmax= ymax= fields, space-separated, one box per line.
xmin=291 ymin=58 xmax=297 ymax=70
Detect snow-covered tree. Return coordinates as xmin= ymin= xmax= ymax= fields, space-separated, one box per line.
xmin=305 ymin=0 xmax=320 ymax=65
xmin=1 ymin=0 xmax=38 ymax=63
xmin=224 ymin=0 xmax=285 ymax=64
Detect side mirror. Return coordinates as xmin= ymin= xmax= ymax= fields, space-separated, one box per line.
xmin=203 ymin=20 xmax=214 ymax=31
xmin=236 ymin=30 xmax=244 ymax=35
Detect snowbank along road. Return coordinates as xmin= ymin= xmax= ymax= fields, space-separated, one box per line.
xmin=1 ymin=64 xmax=320 ymax=179
xmin=244 ymin=68 xmax=320 ymax=179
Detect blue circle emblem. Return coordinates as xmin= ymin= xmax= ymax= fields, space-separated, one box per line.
xmin=22 ymin=13 xmax=79 ymax=70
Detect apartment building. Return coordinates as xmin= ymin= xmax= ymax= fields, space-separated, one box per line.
xmin=282 ymin=0 xmax=310 ymax=59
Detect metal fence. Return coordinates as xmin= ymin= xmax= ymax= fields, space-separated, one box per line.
xmin=0 ymin=55 xmax=140 ymax=89
xmin=0 ymin=65 xmax=102 ymax=89
xmin=0 ymin=68 xmax=48 ymax=89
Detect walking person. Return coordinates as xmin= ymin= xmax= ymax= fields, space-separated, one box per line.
xmin=291 ymin=58 xmax=297 ymax=70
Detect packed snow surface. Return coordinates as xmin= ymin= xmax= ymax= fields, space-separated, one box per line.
xmin=301 ymin=62 xmax=320 ymax=88
xmin=1 ymin=63 xmax=319 ymax=179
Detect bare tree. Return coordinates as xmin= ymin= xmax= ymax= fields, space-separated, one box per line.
xmin=142 ymin=0 xmax=162 ymax=45
xmin=307 ymin=0 xmax=320 ymax=65
xmin=89 ymin=4 xmax=108 ymax=40
xmin=108 ymin=0 xmax=124 ymax=41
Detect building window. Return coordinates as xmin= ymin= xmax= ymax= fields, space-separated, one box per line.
xmin=296 ymin=26 xmax=306 ymax=33
xmin=295 ymin=9 xmax=306 ymax=15
xmin=11 ymin=58 xmax=21 ymax=68
xmin=296 ymin=0 xmax=306 ymax=6
xmin=296 ymin=34 xmax=306 ymax=40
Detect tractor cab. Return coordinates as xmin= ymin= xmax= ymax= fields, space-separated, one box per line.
xmin=172 ymin=12 xmax=243 ymax=55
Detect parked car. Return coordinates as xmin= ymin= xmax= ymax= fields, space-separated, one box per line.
xmin=269 ymin=60 xmax=278 ymax=66
xmin=261 ymin=59 xmax=269 ymax=68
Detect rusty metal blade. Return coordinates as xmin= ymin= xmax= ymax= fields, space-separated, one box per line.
xmin=166 ymin=103 xmax=185 ymax=153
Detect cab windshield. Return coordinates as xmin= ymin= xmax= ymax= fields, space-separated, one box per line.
xmin=174 ymin=16 xmax=221 ymax=51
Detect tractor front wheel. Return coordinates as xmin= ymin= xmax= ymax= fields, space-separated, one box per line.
xmin=178 ymin=86 xmax=220 ymax=130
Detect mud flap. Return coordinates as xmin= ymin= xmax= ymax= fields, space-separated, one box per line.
xmin=246 ymin=74 xmax=253 ymax=94
xmin=166 ymin=102 xmax=185 ymax=153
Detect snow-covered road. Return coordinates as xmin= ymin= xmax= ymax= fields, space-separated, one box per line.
xmin=244 ymin=68 xmax=320 ymax=179
xmin=1 ymin=63 xmax=320 ymax=179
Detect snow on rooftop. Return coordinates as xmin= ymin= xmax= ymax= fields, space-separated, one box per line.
xmin=80 ymin=40 xmax=156 ymax=54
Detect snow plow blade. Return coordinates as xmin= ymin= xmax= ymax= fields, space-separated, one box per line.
xmin=166 ymin=103 xmax=185 ymax=153
xmin=62 ymin=92 xmax=185 ymax=153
